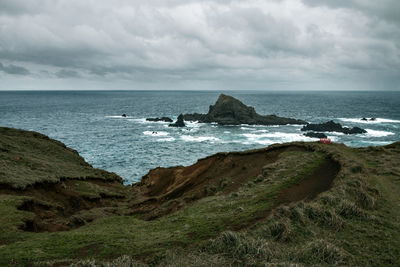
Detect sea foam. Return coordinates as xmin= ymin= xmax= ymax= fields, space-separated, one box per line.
xmin=105 ymin=115 xmax=130 ymax=118
xmin=241 ymin=132 xmax=315 ymax=145
xmin=339 ymin=118 xmax=400 ymax=124
xmin=364 ymin=129 xmax=395 ymax=137
xmin=143 ymin=131 xmax=169 ymax=136
xmin=181 ymin=135 xmax=220 ymax=142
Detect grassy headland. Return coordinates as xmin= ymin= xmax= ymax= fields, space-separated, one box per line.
xmin=0 ymin=127 xmax=399 ymax=266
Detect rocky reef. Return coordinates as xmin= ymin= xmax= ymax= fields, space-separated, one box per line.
xmin=183 ymin=94 xmax=306 ymax=125
xmin=303 ymin=132 xmax=328 ymax=139
xmin=301 ymin=120 xmax=367 ymax=134
xmin=361 ymin=117 xmax=376 ymax=121
xmin=168 ymin=114 xmax=185 ymax=127
xmin=146 ymin=117 xmax=173 ymax=122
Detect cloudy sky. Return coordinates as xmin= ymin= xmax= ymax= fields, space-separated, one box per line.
xmin=0 ymin=0 xmax=399 ymax=90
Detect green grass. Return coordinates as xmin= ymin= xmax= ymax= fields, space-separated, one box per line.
xmin=0 ymin=127 xmax=120 ymax=189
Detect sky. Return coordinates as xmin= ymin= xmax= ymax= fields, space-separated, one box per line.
xmin=0 ymin=0 xmax=399 ymax=91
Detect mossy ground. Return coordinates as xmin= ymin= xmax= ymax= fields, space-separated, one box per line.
xmin=0 ymin=127 xmax=121 ymax=189
xmin=1 ymin=127 xmax=400 ymax=266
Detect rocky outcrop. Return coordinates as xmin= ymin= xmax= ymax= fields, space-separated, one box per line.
xmin=361 ymin=117 xmax=376 ymax=121
xmin=304 ymin=132 xmax=328 ymax=139
xmin=183 ymin=94 xmax=306 ymax=125
xmin=168 ymin=114 xmax=185 ymax=127
xmin=146 ymin=117 xmax=173 ymax=122
xmin=301 ymin=120 xmax=366 ymax=134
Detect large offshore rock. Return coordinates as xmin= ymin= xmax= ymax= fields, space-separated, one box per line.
xmin=183 ymin=94 xmax=306 ymax=125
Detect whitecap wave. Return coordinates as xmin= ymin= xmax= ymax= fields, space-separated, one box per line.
xmin=338 ymin=118 xmax=400 ymax=124
xmin=143 ymin=131 xmax=169 ymax=136
xmin=185 ymin=120 xmax=205 ymax=129
xmin=156 ymin=137 xmax=175 ymax=142
xmin=105 ymin=115 xmax=130 ymax=118
xmin=326 ymin=132 xmax=344 ymax=136
xmin=241 ymin=132 xmax=315 ymax=145
xmin=240 ymin=127 xmax=255 ymax=131
xmin=130 ymin=118 xmax=148 ymax=123
xmin=253 ymin=129 xmax=269 ymax=133
xmin=364 ymin=129 xmax=395 ymax=137
xmin=181 ymin=135 xmax=220 ymax=142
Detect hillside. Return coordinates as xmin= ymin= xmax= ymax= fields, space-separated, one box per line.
xmin=0 ymin=127 xmax=399 ymax=266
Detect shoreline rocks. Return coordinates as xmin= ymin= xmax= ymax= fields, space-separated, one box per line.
xmin=169 ymin=114 xmax=185 ymax=127
xmin=146 ymin=117 xmax=173 ymax=122
xmin=183 ymin=94 xmax=306 ymax=125
xmin=361 ymin=117 xmax=376 ymax=121
xmin=301 ymin=120 xmax=366 ymax=134
xmin=304 ymin=132 xmax=328 ymax=139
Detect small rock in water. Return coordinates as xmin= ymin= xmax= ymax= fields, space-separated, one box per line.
xmin=122 ymin=114 xmax=127 ymax=117
xmin=146 ymin=117 xmax=173 ymax=122
xmin=304 ymin=132 xmax=328 ymax=139
xmin=169 ymin=114 xmax=185 ymax=127
xmin=301 ymin=120 xmax=366 ymax=134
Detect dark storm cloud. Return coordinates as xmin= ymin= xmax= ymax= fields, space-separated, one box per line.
xmin=0 ymin=0 xmax=399 ymax=90
xmin=0 ymin=62 xmax=30 ymax=75
xmin=55 ymin=69 xmax=80 ymax=78
xmin=302 ymin=0 xmax=400 ymax=24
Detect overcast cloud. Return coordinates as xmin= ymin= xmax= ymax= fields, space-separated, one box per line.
xmin=0 ymin=0 xmax=399 ymax=90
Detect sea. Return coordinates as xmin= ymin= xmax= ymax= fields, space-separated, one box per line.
xmin=1 ymin=90 xmax=399 ymax=184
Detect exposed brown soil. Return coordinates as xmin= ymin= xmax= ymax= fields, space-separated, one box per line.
xmin=129 ymin=146 xmax=307 ymax=219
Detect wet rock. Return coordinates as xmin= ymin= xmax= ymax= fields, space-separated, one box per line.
xmin=304 ymin=132 xmax=328 ymax=139
xmin=169 ymin=114 xmax=185 ymax=127
xmin=146 ymin=117 xmax=173 ymax=122
xmin=301 ymin=121 xmax=367 ymax=134
xmin=183 ymin=94 xmax=306 ymax=125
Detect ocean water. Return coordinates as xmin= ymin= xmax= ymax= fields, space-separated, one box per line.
xmin=0 ymin=90 xmax=399 ymax=184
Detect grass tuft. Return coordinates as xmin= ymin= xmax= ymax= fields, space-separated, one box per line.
xmin=70 ymin=255 xmax=146 ymax=267
xmin=266 ymin=218 xmax=293 ymax=242
xmin=336 ymin=199 xmax=365 ymax=219
xmin=296 ymin=239 xmax=348 ymax=265
xmin=204 ymin=231 xmax=274 ymax=262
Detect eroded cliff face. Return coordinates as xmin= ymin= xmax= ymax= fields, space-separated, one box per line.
xmin=0 ymin=127 xmax=126 ymax=232
xmin=130 ymin=145 xmax=339 ymax=221
xmin=0 ymin=127 xmax=338 ymax=233
xmin=183 ymin=94 xmax=307 ymax=125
